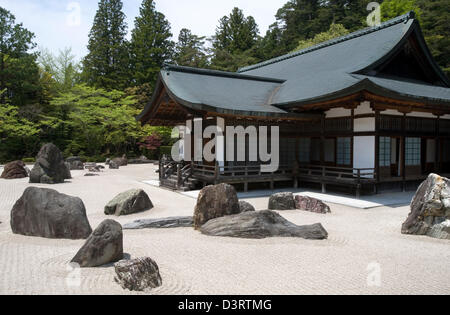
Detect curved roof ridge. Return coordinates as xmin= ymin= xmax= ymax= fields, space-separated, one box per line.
xmin=162 ymin=64 xmax=286 ymax=84
xmin=238 ymin=11 xmax=416 ymax=73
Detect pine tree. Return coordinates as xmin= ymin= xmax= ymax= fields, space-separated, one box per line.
xmin=174 ymin=28 xmax=208 ymax=68
xmin=82 ymin=0 xmax=129 ymax=90
xmin=130 ymin=0 xmax=173 ymax=87
xmin=211 ymin=7 xmax=260 ymax=71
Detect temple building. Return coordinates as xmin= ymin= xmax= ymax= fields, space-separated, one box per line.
xmin=138 ymin=12 xmax=450 ymax=196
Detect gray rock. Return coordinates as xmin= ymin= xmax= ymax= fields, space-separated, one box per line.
xmin=402 ymin=174 xmax=450 ymax=239
xmin=268 ymin=192 xmax=296 ymax=210
xmin=29 ymin=143 xmax=71 ymax=184
xmin=239 ymin=201 xmax=256 ymax=213
xmin=71 ymin=220 xmax=123 ymax=268
xmin=114 ymin=257 xmax=162 ymax=291
xmin=104 ymin=189 xmax=153 ymax=216
xmin=66 ymin=157 xmax=84 ymax=170
xmin=1 ymin=160 xmax=28 ymax=179
xmin=201 ymin=210 xmax=328 ymax=240
xmin=109 ymin=161 xmax=119 ymax=169
xmin=295 ymin=195 xmax=331 ymax=214
xmin=123 ymin=217 xmax=194 ymax=229
xmin=112 ymin=155 xmax=128 ymax=167
xmin=10 ymin=187 xmax=92 ymax=239
xmin=194 ymin=183 xmax=240 ymax=229
xmin=84 ymin=173 xmax=99 ymax=177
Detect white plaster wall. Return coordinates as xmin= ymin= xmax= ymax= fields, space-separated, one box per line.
xmin=407 ymin=112 xmax=437 ymax=118
xmin=354 ymin=136 xmax=375 ymax=170
xmin=325 ymin=107 xmax=351 ymax=118
xmin=354 ymin=101 xmax=373 ymax=115
xmin=354 ymin=117 xmax=375 ymax=132
xmin=381 ymin=109 xmax=403 ymax=116
xmin=441 ymin=115 xmax=450 ymax=120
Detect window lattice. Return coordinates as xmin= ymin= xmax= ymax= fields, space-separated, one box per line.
xmin=405 ymin=137 xmax=421 ymax=166
xmin=337 ymin=137 xmax=351 ymax=166
xmin=379 ymin=137 xmax=391 ymax=167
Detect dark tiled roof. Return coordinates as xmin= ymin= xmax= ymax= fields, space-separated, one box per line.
xmin=139 ymin=12 xmax=450 ymax=121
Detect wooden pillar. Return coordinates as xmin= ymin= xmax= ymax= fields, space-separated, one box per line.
xmin=374 ymin=110 xmax=380 ymax=194
xmin=401 ymin=113 xmax=407 ymax=192
xmin=320 ymin=115 xmax=325 ymax=193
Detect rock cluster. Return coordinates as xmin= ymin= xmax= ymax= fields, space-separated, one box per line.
xmin=29 ymin=143 xmax=71 ymax=184
xmin=66 ymin=157 xmax=84 ymax=170
xmin=402 ymin=174 xmax=450 ymax=240
xmin=10 ymin=187 xmax=92 ymax=239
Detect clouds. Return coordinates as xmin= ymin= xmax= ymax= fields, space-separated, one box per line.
xmin=0 ymin=0 xmax=287 ymax=59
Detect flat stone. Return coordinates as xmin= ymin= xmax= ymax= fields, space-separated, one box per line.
xmin=123 ymin=217 xmax=194 ymax=229
xmin=71 ymin=220 xmax=123 ymax=268
xmin=201 ymin=210 xmax=328 ymax=240
xmin=104 ymin=189 xmax=153 ymax=216
xmin=10 ymin=187 xmax=92 ymax=239
xmin=114 ymin=257 xmax=162 ymax=291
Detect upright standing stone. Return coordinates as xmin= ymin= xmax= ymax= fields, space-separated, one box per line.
xmin=29 ymin=143 xmax=71 ymax=184
xmin=71 ymin=220 xmax=123 ymax=268
xmin=194 ymin=184 xmax=240 ymax=229
xmin=402 ymin=174 xmax=450 ymax=240
xmin=10 ymin=187 xmax=92 ymax=239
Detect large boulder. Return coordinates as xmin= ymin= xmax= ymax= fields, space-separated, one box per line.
xmin=268 ymin=192 xmax=296 ymax=210
xmin=112 ymin=155 xmax=128 ymax=167
xmin=71 ymin=219 xmax=123 ymax=268
xmin=123 ymin=217 xmax=194 ymax=230
xmin=194 ymin=183 xmax=240 ymax=229
xmin=295 ymin=195 xmax=331 ymax=214
xmin=104 ymin=189 xmax=153 ymax=216
xmin=114 ymin=257 xmax=162 ymax=291
xmin=29 ymin=143 xmax=71 ymax=184
xmin=402 ymin=174 xmax=450 ymax=240
xmin=10 ymin=187 xmax=92 ymax=239
xmin=1 ymin=160 xmax=28 ymax=179
xmin=66 ymin=157 xmax=84 ymax=170
xmin=201 ymin=210 xmax=328 ymax=240
xmin=239 ymin=201 xmax=256 ymax=213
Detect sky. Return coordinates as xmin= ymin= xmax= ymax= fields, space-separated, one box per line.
xmin=0 ymin=0 xmax=288 ymax=61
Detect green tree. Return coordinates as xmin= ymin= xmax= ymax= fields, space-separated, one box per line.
xmin=130 ymin=0 xmax=173 ymax=87
xmin=82 ymin=0 xmax=129 ymax=90
xmin=174 ymin=28 xmax=208 ymax=68
xmin=0 ymin=7 xmax=40 ymax=106
xmin=294 ymin=23 xmax=349 ymax=51
xmin=211 ymin=7 xmax=261 ymax=71
xmin=39 ymin=47 xmax=81 ymax=93
xmin=381 ymin=0 xmax=422 ymax=21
